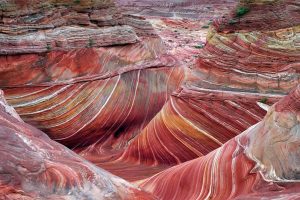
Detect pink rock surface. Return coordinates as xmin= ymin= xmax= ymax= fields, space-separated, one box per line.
xmin=0 ymin=90 xmax=154 ymax=199
xmin=2 ymin=47 xmax=184 ymax=150
xmin=140 ymin=85 xmax=300 ymax=200
xmin=0 ymin=0 xmax=299 ymax=199
xmin=117 ymin=0 xmax=236 ymax=68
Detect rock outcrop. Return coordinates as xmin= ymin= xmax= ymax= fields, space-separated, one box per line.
xmin=191 ymin=0 xmax=300 ymax=93
xmin=0 ymin=0 xmax=299 ymax=199
xmin=0 ymin=0 xmax=183 ymax=154
xmin=0 ymin=90 xmax=154 ymax=200
xmin=0 ymin=0 xmax=160 ymax=54
xmin=140 ymin=84 xmax=300 ymax=200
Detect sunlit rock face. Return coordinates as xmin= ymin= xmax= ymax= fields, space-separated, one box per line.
xmin=140 ymin=85 xmax=300 ymax=200
xmin=0 ymin=90 xmax=154 ymax=200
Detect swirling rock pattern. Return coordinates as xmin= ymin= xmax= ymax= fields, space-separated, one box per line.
xmin=191 ymin=25 xmax=300 ymax=93
xmin=0 ymin=0 xmax=300 ymax=199
xmin=0 ymin=90 xmax=154 ymax=200
xmin=0 ymin=0 xmax=184 ymax=151
xmin=2 ymin=46 xmax=183 ymax=149
xmin=120 ymin=88 xmax=280 ymax=166
xmin=191 ymin=0 xmax=300 ymax=94
xmin=140 ymin=85 xmax=300 ymax=200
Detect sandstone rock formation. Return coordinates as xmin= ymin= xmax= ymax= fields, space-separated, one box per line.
xmin=0 ymin=0 xmax=299 ymax=199
xmin=191 ymin=0 xmax=300 ymax=93
xmin=0 ymin=0 xmax=183 ymax=154
xmin=120 ymin=89 xmax=281 ymax=166
xmin=140 ymin=85 xmax=300 ymax=200
xmin=0 ymin=0 xmax=160 ymax=54
xmin=0 ymin=90 xmax=154 ymax=200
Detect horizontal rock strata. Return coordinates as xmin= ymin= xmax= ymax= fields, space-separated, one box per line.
xmin=0 ymin=0 xmax=159 ymax=54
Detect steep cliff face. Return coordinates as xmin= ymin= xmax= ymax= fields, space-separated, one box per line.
xmin=0 ymin=90 xmax=154 ymax=200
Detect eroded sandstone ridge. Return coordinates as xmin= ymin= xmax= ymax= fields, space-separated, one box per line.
xmin=140 ymin=85 xmax=300 ymax=200
xmin=0 ymin=0 xmax=183 ymax=156
xmin=0 ymin=90 xmax=154 ymax=199
xmin=0 ymin=0 xmax=160 ymax=54
xmin=0 ymin=0 xmax=299 ymax=199
xmin=193 ymin=0 xmax=300 ymax=93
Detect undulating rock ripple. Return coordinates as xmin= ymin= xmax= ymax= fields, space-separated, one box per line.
xmin=0 ymin=0 xmax=299 ymax=199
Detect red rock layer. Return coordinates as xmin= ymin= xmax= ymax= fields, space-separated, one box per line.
xmin=216 ymin=0 xmax=300 ymax=32
xmin=72 ymin=87 xmax=281 ymax=182
xmin=0 ymin=0 xmax=184 ymax=151
xmin=119 ymin=88 xmax=280 ymax=166
xmin=140 ymin=85 xmax=300 ymax=200
xmin=2 ymin=47 xmax=183 ymax=150
xmin=0 ymin=0 xmax=184 ymax=184
xmin=0 ymin=0 xmax=159 ymax=54
xmin=1 ymin=3 xmax=299 ymax=200
xmin=0 ymin=90 xmax=154 ymax=200
xmin=190 ymin=0 xmax=300 ymax=94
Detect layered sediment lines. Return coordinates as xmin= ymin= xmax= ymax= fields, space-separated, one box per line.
xmin=1 ymin=0 xmax=300 ymax=198
xmin=191 ymin=0 xmax=300 ymax=94
xmin=2 ymin=48 xmax=183 ymax=149
xmin=0 ymin=0 xmax=158 ymax=54
xmin=0 ymin=0 xmax=184 ymax=153
xmin=77 ymin=87 xmax=280 ymax=182
xmin=0 ymin=0 xmax=188 ymax=187
xmin=0 ymin=90 xmax=154 ymax=200
xmin=120 ymin=88 xmax=280 ymax=167
xmin=140 ymin=85 xmax=300 ymax=200
xmin=0 ymin=26 xmax=139 ymax=54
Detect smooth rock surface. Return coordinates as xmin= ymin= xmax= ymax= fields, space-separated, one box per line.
xmin=0 ymin=90 xmax=154 ymax=200
xmin=140 ymin=85 xmax=300 ymax=200
xmin=0 ymin=0 xmax=299 ymax=199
